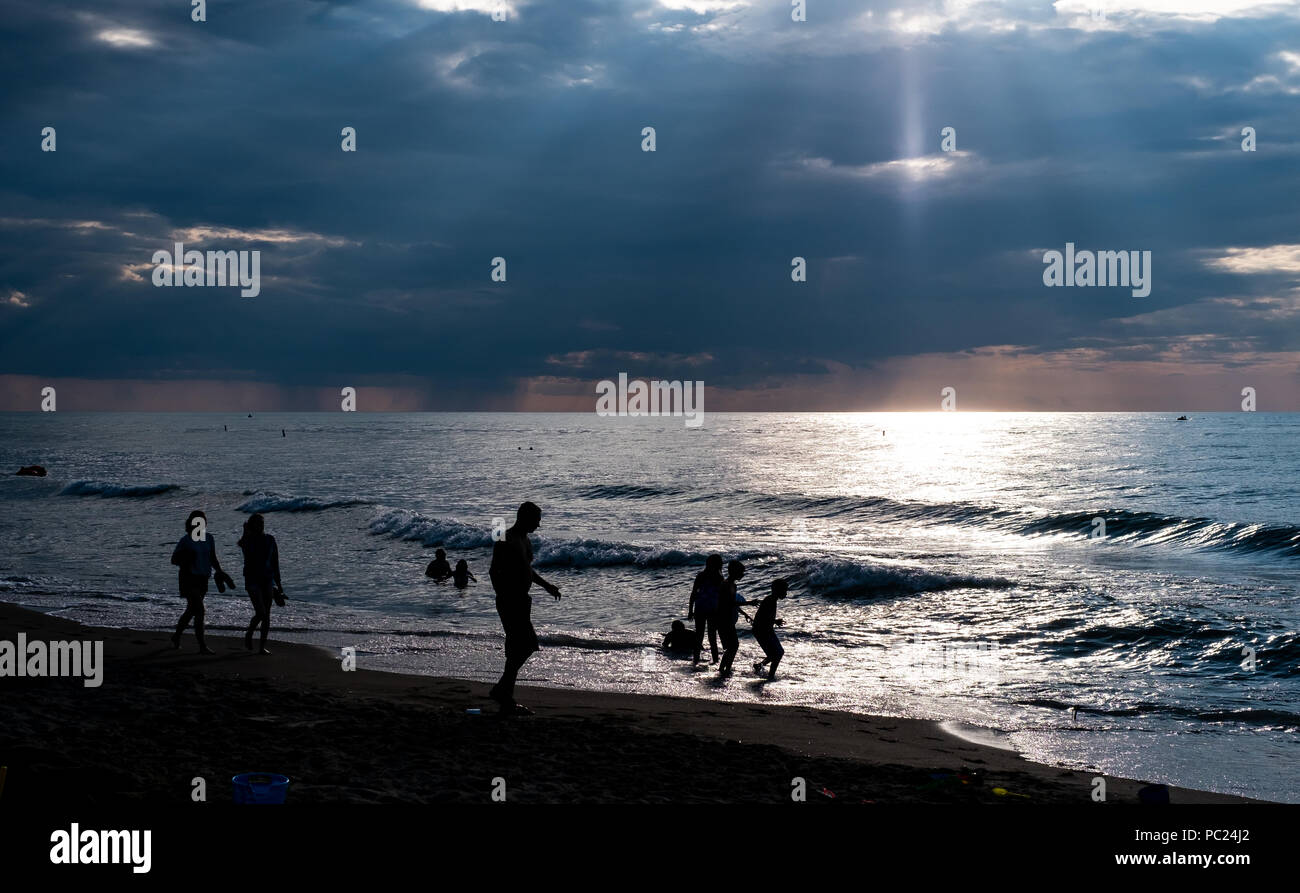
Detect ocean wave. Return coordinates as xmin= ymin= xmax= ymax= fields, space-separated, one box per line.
xmin=1063 ymin=617 xmax=1235 ymax=649
xmin=572 ymin=483 xmax=686 ymax=500
xmin=1023 ymin=616 xmax=1300 ymax=675
xmin=743 ymin=491 xmax=1300 ymax=560
xmin=237 ymin=491 xmax=368 ymax=513
xmin=367 ymin=508 xmax=769 ymax=568
xmin=788 ymin=557 xmax=1016 ymax=598
xmin=1203 ymin=631 xmax=1300 ymax=675
xmin=1014 ymin=509 xmax=1300 ymax=558
xmin=59 ymin=480 xmax=180 ymax=498
xmin=533 ymin=541 xmax=766 ymax=569
xmin=367 ymin=509 xmax=495 ymax=549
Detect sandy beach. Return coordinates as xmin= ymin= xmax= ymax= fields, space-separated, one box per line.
xmin=0 ymin=601 xmax=1257 ymax=806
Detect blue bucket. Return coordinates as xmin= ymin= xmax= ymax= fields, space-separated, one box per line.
xmin=232 ymin=772 xmax=290 ymax=804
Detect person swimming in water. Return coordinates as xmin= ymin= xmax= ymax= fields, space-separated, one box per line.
xmin=238 ymin=512 xmax=283 ymax=654
xmin=452 ymin=559 xmax=476 ymax=589
xmin=170 ymin=510 xmax=235 ymax=654
xmin=425 ymin=548 xmax=452 ymax=581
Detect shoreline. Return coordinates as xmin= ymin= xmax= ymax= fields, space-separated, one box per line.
xmin=0 ymin=601 xmax=1262 ymax=804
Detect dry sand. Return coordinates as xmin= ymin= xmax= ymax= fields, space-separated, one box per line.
xmin=0 ymin=602 xmax=1256 ymax=805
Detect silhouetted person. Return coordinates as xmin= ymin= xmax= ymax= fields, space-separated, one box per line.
xmin=425 ymin=548 xmax=452 ymax=581
xmin=688 ymin=555 xmax=724 ymax=665
xmin=662 ymin=619 xmax=694 ymax=654
xmin=716 ymin=559 xmax=752 ymax=676
xmin=751 ymin=578 xmax=788 ymax=680
xmin=170 ymin=510 xmax=234 ymax=653
xmin=238 ymin=512 xmax=283 ymax=654
xmin=452 ymin=559 xmax=476 ymax=589
xmin=488 ymin=501 xmax=561 ymax=714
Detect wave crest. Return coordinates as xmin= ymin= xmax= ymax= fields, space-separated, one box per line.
xmin=533 ymin=541 xmax=766 ymax=569
xmin=59 ymin=480 xmax=179 ymax=498
xmin=790 ymin=557 xmax=1016 ymax=598
xmin=238 ymin=491 xmax=367 ymax=513
xmin=367 ymin=509 xmax=496 ymax=549
xmin=748 ymin=492 xmax=1300 ymax=560
xmin=367 ymin=508 xmax=767 ymax=568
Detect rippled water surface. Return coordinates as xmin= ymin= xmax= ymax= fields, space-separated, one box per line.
xmin=1 ymin=411 xmax=1296 ymax=801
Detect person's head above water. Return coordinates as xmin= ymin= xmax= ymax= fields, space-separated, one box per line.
xmin=515 ymin=501 xmax=542 ymax=533
xmin=455 ymin=559 xmax=468 ymax=571
xmin=772 ymin=578 xmax=788 ymax=598
xmin=435 ymin=548 xmax=446 ymax=560
xmin=671 ymin=619 xmax=686 ymax=632
xmin=185 ymin=510 xmax=206 ymax=535
xmin=705 ymin=554 xmax=723 ymax=573
xmin=727 ymin=559 xmax=746 ymax=580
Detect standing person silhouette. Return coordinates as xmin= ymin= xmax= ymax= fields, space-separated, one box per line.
xmin=688 ymin=554 xmax=724 ymax=665
xmin=488 ymin=502 xmax=561 ymax=715
xmin=716 ymin=559 xmax=752 ymax=676
xmin=751 ymin=578 xmax=788 ymax=680
xmin=170 ymin=510 xmax=234 ymax=654
xmin=238 ymin=512 xmax=283 ymax=654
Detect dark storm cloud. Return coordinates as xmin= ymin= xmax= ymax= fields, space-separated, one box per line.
xmin=2 ymin=0 xmax=1299 ymax=402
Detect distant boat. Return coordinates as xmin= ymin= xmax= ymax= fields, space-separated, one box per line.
xmin=1176 ymin=415 xmax=1188 ymax=421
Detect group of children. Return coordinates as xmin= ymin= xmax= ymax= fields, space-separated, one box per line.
xmin=664 ymin=555 xmax=788 ymax=680
xmin=425 ymin=548 xmax=477 ymax=589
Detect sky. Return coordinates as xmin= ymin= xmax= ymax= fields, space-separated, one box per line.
xmin=1 ymin=0 xmax=1299 ymax=411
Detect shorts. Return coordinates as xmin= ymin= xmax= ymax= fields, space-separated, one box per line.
xmin=754 ymin=628 xmax=784 ymax=660
xmin=246 ymin=579 xmax=273 ymax=607
xmin=178 ymin=571 xmax=208 ymax=600
xmin=496 ymin=596 xmax=539 ymax=659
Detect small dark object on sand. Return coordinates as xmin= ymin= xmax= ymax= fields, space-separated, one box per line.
xmin=16 ymin=465 xmax=46 ymax=477
xmin=1139 ymin=784 xmax=1170 ymax=805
